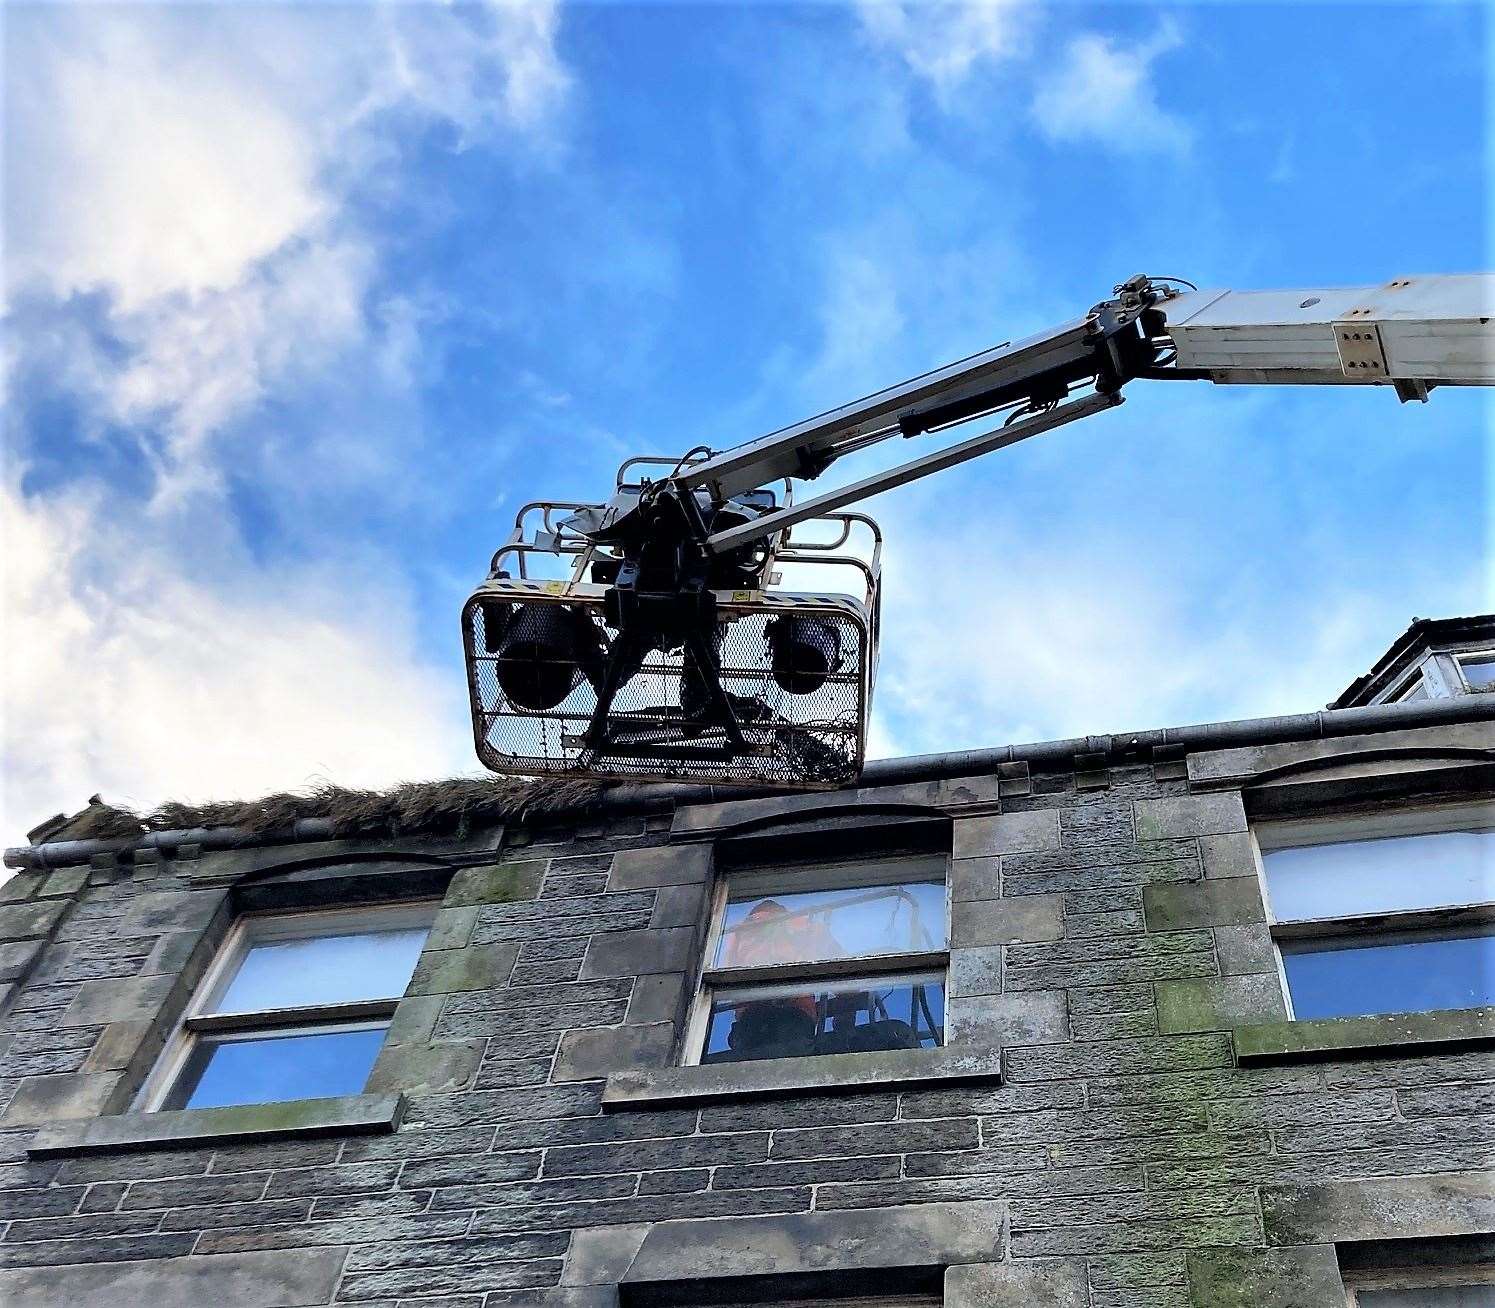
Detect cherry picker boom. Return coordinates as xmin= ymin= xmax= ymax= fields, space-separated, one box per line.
xmin=461 ymin=272 xmax=1495 ymax=789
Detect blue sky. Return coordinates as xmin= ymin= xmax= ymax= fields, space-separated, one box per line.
xmin=2 ymin=0 xmax=1488 ymax=841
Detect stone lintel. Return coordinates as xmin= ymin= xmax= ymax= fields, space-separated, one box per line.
xmin=944 ymin=1258 xmax=1087 ymax=1307
xmin=602 ymin=1044 xmax=1002 ymax=1109
xmin=615 ymin=1198 xmax=1007 ymax=1284
xmin=27 ymin=1091 xmax=405 ymax=1157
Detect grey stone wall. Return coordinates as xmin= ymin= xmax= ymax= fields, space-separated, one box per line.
xmin=0 ymin=741 xmax=1491 ymax=1307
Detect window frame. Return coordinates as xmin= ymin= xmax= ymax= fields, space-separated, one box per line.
xmin=1344 ymin=1264 xmax=1495 ymax=1303
xmin=1252 ymin=802 xmax=1495 ymax=1022
xmin=683 ymin=853 xmax=950 ymax=1067
xmin=1454 ymin=649 xmax=1495 ymax=693
xmin=136 ymin=900 xmax=436 ymax=1113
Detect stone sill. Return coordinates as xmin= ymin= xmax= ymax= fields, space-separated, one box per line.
xmin=603 ymin=1044 xmax=1002 ymax=1110
xmin=1234 ymin=1007 xmax=1495 ymax=1064
xmin=27 ymin=1092 xmax=405 ymax=1157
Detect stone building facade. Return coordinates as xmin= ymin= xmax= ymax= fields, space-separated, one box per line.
xmin=1 ymin=618 xmax=1492 ymax=1307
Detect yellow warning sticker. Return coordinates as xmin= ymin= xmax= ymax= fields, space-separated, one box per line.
xmin=543 ymin=581 xmax=566 ymax=595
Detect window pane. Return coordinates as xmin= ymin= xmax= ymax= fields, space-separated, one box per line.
xmin=1283 ymin=931 xmax=1495 ymax=1019
xmin=1357 ymin=1286 xmax=1495 ymax=1306
xmin=213 ymin=925 xmax=429 ymax=1013
xmin=1462 ymin=657 xmax=1495 ymax=691
xmin=714 ymin=882 xmax=946 ymax=968
xmin=1263 ymin=830 xmax=1495 ymax=921
xmin=163 ymin=1026 xmax=388 ymax=1110
xmin=703 ymin=974 xmax=945 ymax=1063
xmin=1396 ymin=677 xmax=1429 ymax=702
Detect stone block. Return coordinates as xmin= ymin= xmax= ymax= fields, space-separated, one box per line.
xmin=1 ymin=1072 xmax=122 ymax=1126
xmin=28 ymin=1092 xmax=404 ymax=1155
xmin=0 ymin=898 xmax=67 ymax=942
xmin=426 ymin=905 xmax=479 ymax=951
xmin=0 ymin=871 xmax=41 ymax=902
xmin=1134 ymin=794 xmax=1247 ymax=841
xmin=949 ymin=946 xmax=1003 ymax=998
xmin=626 ymin=972 xmax=687 ymax=1027
xmin=366 ymin=1039 xmax=480 ymax=1094
xmin=949 ymin=857 xmax=1000 ymax=902
xmin=951 ymin=895 xmax=1063 ymax=947
xmin=1262 ymin=1172 xmax=1495 ymax=1245
xmin=560 ymin=1221 xmax=651 ymax=1284
xmin=948 ymin=991 xmax=1068 ymax=1047
xmin=445 ymin=860 xmax=546 ymax=907
xmin=0 ymin=1246 xmax=348 ymax=1308
xmin=582 ymin=927 xmax=696 ymax=979
xmin=117 ymin=888 xmax=227 ymax=936
xmin=1213 ymin=924 xmax=1279 ymax=976
xmin=140 ymin=930 xmax=210 ymax=979
xmin=1234 ymin=1006 xmax=1495 ymax=1063
xmin=554 ymin=1023 xmax=675 ymax=1083
xmin=384 ymin=994 xmax=444 ymax=1047
xmin=38 ymin=868 xmax=90 ymax=899
xmin=408 ymin=942 xmax=519 ymax=995
xmin=606 ymin=844 xmax=712 ymax=890
xmin=944 ymin=1258 xmax=1086 ymax=1308
xmin=61 ymin=973 xmax=176 ymax=1028
xmin=603 ymin=1044 xmax=1003 ymax=1109
xmin=620 ymin=1199 xmax=1007 ymax=1284
xmin=0 ymin=938 xmax=43 ymax=983
xmin=1186 ymin=1246 xmax=1344 ymax=1307
xmin=1199 ymin=833 xmax=1259 ymax=880
xmin=953 ymin=811 xmax=1061 ymax=859
xmin=1142 ymin=878 xmax=1264 ymax=932
xmin=650 ymin=882 xmax=706 ymax=929
xmin=82 ymin=1021 xmax=156 ymax=1074
xmin=1154 ymin=976 xmax=1287 ymax=1033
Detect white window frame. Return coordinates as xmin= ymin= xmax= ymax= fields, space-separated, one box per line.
xmin=1251 ymin=802 xmax=1495 ymax=1021
xmin=1454 ymin=648 xmax=1495 ymax=693
xmin=137 ymin=900 xmax=436 ymax=1112
xmin=683 ymin=853 xmax=950 ymax=1066
xmin=1391 ymin=669 xmax=1431 ymax=702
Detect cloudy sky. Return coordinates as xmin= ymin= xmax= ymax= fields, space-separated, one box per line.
xmin=2 ymin=0 xmax=1487 ymax=844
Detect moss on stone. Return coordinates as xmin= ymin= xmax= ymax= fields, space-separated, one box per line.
xmin=444 ymin=860 xmax=546 ymax=907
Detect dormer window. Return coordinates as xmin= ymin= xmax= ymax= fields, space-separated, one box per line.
xmin=1391 ymin=671 xmax=1429 ymax=702
xmin=1456 ymin=652 xmax=1495 ymax=692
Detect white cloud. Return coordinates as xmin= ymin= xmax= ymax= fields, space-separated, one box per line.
xmin=1 ymin=2 xmax=571 ymax=843
xmin=4 ymin=1 xmax=570 ymax=498
xmin=1031 ymin=20 xmax=1191 ymax=154
xmin=0 ymin=481 xmax=474 ymax=844
xmin=856 ymin=1 xmax=1030 ymax=98
xmin=866 ymin=492 xmax=1481 ymax=761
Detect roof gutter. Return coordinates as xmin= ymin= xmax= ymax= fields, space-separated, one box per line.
xmin=7 ymin=696 xmax=1492 ymax=872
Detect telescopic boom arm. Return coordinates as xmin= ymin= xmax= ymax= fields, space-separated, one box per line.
xmin=685 ymin=272 xmax=1494 ymax=555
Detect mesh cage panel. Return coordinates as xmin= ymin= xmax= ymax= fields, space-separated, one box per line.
xmin=463 ymin=589 xmax=870 ymax=788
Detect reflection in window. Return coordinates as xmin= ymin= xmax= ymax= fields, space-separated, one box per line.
xmin=1281 ymin=931 xmax=1495 ymax=1020
xmin=162 ymin=1026 xmax=389 ymax=1111
xmin=144 ymin=905 xmax=433 ymax=1112
xmin=713 ymin=882 xmax=946 ymax=968
xmin=216 ymin=928 xmax=431 ymax=1012
xmin=1262 ymin=829 xmax=1494 ymax=921
xmin=1395 ymin=674 xmax=1430 ymax=702
xmin=695 ymin=860 xmax=950 ymax=1066
xmin=1461 ymin=656 xmax=1495 ymax=692
xmin=703 ymin=974 xmax=945 ymax=1063
xmin=1260 ymin=812 xmax=1495 ymax=1023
